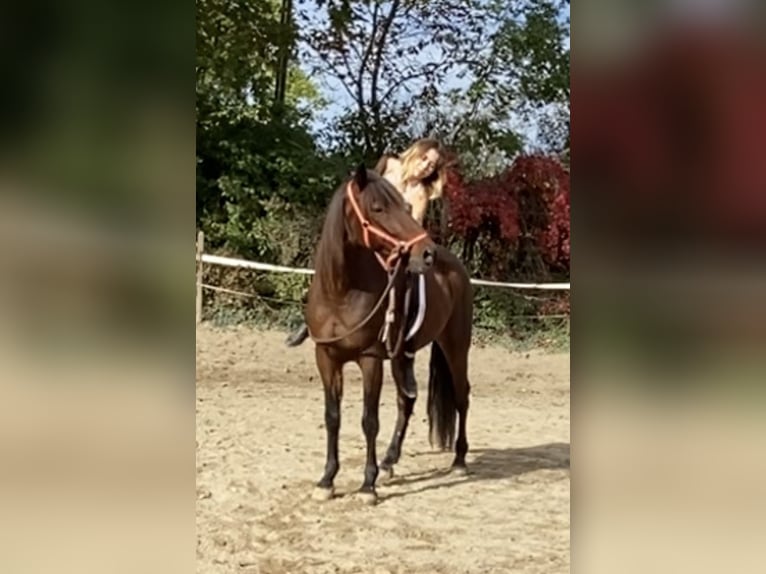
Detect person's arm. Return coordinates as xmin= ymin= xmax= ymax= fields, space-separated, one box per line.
xmin=412 ymin=180 xmax=448 ymax=226
xmin=411 ymin=203 xmax=427 ymax=225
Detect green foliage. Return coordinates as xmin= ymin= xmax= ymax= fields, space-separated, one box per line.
xmin=494 ymin=0 xmax=570 ymax=105
xmin=196 ymin=0 xmax=338 ymax=255
xmin=196 ymin=0 xmax=571 ymax=347
xmin=490 ymin=0 xmax=570 ymax=151
xmin=297 ymin=0 xmax=569 ymax=165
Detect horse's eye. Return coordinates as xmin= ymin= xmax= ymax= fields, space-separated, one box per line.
xmin=371 ymin=203 xmax=384 ymax=213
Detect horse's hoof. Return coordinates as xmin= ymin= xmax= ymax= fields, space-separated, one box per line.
xmin=312 ymin=486 xmax=334 ymax=501
xmin=357 ymin=490 xmax=378 ymax=506
xmin=451 ymin=465 xmax=469 ymax=477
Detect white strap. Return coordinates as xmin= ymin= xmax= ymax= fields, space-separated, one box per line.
xmin=405 ymin=274 xmax=427 ymax=341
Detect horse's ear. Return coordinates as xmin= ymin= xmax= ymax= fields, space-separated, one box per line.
xmin=353 ymin=163 xmax=368 ymax=192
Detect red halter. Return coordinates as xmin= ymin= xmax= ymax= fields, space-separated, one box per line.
xmin=346 ymin=181 xmax=429 ymax=270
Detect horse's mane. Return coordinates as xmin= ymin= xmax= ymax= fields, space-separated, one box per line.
xmin=314 ymin=170 xmax=405 ymax=296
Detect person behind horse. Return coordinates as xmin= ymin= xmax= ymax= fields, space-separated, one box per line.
xmin=285 ymin=138 xmax=447 ymax=398
xmin=374 ymin=137 xmax=446 ymax=226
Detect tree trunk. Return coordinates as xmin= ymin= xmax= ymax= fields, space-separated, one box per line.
xmin=274 ymin=0 xmax=293 ymax=109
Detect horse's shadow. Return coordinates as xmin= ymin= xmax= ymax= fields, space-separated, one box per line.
xmin=379 ymin=442 xmax=570 ymax=501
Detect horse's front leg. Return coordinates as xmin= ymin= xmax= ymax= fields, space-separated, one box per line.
xmin=312 ymin=345 xmax=343 ymax=501
xmin=357 ymin=354 xmax=383 ymax=505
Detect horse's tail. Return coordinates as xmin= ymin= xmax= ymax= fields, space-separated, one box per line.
xmin=427 ymin=341 xmax=456 ymax=450
xmin=285 ymin=324 xmax=309 ymax=347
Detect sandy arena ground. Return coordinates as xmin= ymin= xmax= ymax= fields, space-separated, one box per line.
xmin=196 ymin=325 xmax=570 ymax=573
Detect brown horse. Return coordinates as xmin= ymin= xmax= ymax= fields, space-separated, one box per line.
xmin=303 ymin=164 xmax=473 ymax=504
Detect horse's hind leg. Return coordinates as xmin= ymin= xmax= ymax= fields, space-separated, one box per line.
xmin=380 ymin=357 xmax=416 ymax=478
xmin=357 ymin=355 xmax=383 ymax=505
xmin=313 ymin=346 xmax=343 ymax=501
xmin=453 ymin=383 xmax=469 ymax=473
xmin=440 ymin=340 xmax=471 ymax=473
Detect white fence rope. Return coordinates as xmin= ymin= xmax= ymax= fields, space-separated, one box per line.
xmin=200 ymin=254 xmax=315 ymax=275
xmin=199 ymin=253 xmax=570 ymax=290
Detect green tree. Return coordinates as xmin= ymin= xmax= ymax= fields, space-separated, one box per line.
xmin=298 ymin=0 xmax=492 ymax=159
xmin=298 ymin=0 xmax=569 ymax=169
xmin=196 ymin=0 xmax=335 ymax=258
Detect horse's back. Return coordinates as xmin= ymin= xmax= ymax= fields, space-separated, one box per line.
xmin=435 ymin=245 xmax=473 ymax=299
xmin=439 ymin=245 xmax=473 ymax=328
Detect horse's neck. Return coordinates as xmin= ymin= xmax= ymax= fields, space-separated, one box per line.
xmin=342 ymin=245 xmax=385 ymax=291
xmin=316 ymin=244 xmax=384 ymax=301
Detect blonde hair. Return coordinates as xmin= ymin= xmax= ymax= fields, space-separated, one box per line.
xmin=397 ymin=138 xmax=446 ymax=200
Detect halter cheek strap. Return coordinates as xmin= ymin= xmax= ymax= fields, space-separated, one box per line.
xmin=346 ymin=182 xmax=429 ymax=270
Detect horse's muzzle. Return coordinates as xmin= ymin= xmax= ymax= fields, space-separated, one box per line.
xmin=408 ymin=244 xmax=436 ymax=274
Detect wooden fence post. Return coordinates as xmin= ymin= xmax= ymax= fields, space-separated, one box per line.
xmin=196 ymin=230 xmax=204 ymax=324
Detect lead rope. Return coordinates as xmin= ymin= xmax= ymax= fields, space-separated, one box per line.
xmin=307 ymin=258 xmax=404 ymax=346
xmin=380 ymin=280 xmax=398 ymax=355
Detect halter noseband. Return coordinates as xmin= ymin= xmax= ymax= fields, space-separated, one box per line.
xmin=346 ymin=181 xmax=429 ymax=270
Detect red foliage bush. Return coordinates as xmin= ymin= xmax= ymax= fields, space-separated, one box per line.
xmin=443 ymin=154 xmax=570 ymax=278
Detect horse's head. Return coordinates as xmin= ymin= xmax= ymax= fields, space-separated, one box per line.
xmin=346 ymin=164 xmax=436 ymax=273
